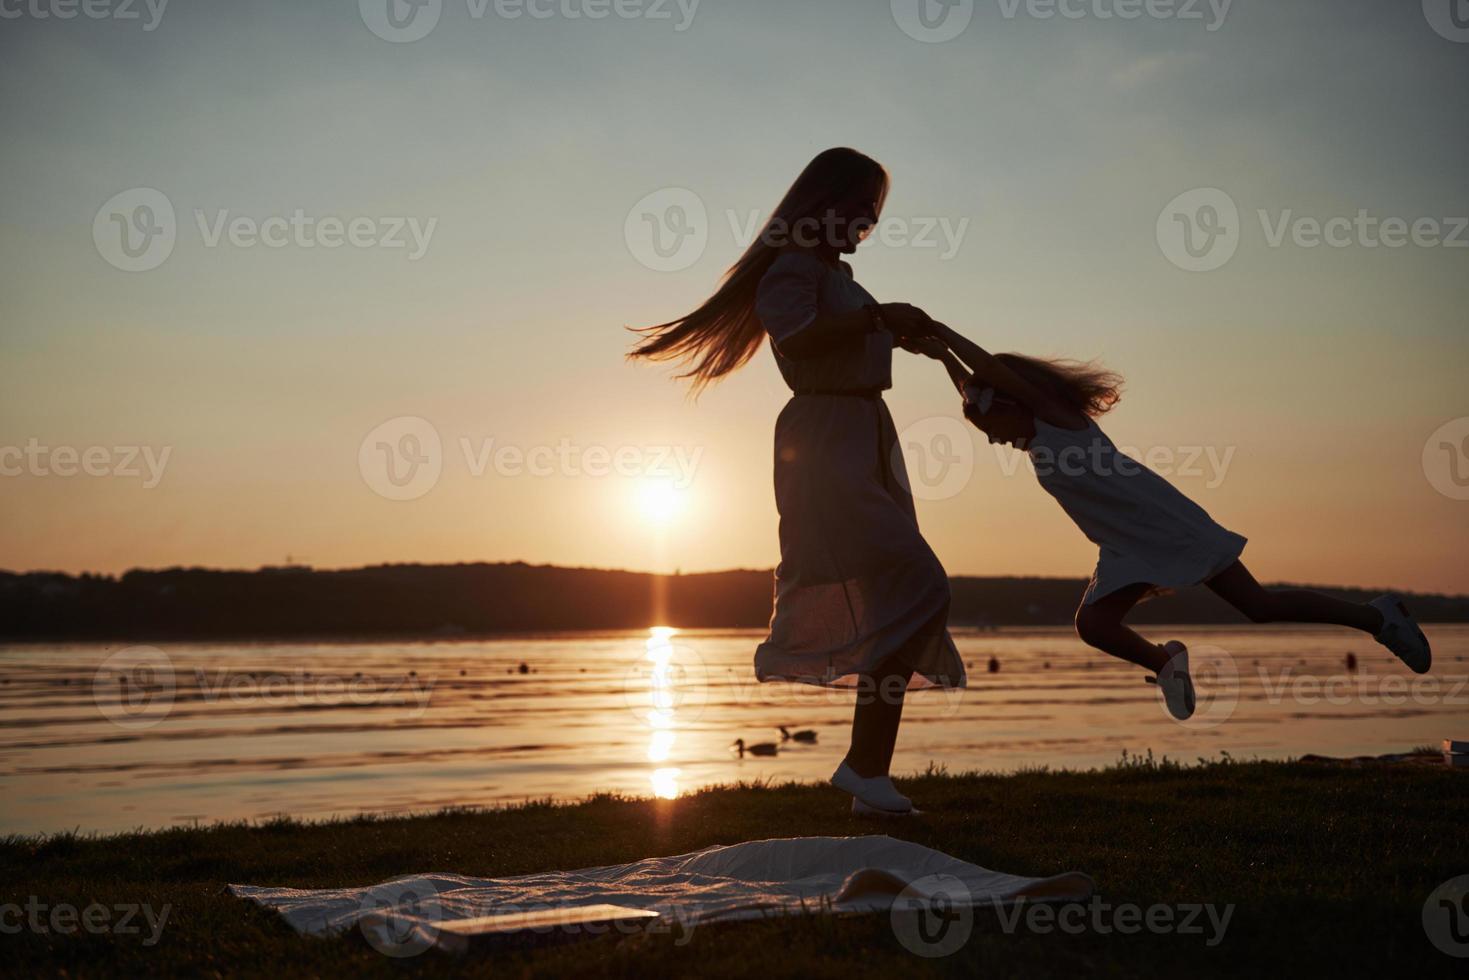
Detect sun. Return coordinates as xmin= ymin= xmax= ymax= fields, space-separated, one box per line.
xmin=636 ymin=478 xmax=687 ymax=526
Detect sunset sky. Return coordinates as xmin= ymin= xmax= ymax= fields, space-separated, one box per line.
xmin=1 ymin=0 xmax=1466 ymax=594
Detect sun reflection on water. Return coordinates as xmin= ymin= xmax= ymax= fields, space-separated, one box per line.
xmin=647 ymin=729 xmax=675 ymax=763
xmin=644 ymin=627 xmax=681 ymax=799
xmin=651 ymin=767 xmax=681 ymax=800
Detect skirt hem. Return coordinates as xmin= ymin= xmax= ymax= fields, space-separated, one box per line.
xmin=754 ymin=569 xmax=966 ymax=690
xmin=1082 ymin=536 xmax=1247 ymax=606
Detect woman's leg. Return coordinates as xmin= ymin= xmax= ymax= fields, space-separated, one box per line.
xmin=1205 ymin=561 xmax=1382 ymax=633
xmin=842 ymin=661 xmax=910 ymax=779
xmin=1073 ymin=583 xmax=1172 ymax=673
xmin=843 ymin=604 xmax=945 ymax=778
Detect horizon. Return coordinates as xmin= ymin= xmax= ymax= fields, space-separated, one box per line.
xmin=6 ymin=555 xmax=1468 ymax=600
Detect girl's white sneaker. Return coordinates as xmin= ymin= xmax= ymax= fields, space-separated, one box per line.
xmin=1149 ymin=641 xmax=1196 ymax=721
xmin=1370 ymin=594 xmax=1431 ymax=674
xmin=831 ymin=761 xmax=913 ymax=816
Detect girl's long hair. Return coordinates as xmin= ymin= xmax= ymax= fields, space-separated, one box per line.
xmin=628 ymin=148 xmax=889 ymax=393
xmin=994 ymin=353 xmax=1124 ymax=417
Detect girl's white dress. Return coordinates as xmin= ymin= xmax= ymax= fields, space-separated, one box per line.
xmin=752 ymin=252 xmax=965 ymax=689
xmin=1026 ymin=417 xmax=1247 ymax=605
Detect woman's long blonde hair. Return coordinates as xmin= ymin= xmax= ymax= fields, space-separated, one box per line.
xmin=628 ymin=148 xmax=889 ymax=392
xmin=994 ymin=353 xmax=1124 ymax=417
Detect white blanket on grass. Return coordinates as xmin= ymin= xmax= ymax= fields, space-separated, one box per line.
xmin=230 ymin=835 xmax=1093 ymax=944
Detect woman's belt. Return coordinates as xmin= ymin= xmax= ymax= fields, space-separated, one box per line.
xmin=792 ymin=387 xmax=883 ymax=399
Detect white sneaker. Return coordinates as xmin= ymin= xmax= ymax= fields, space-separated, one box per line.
xmin=831 ymin=761 xmax=913 ymax=816
xmin=1370 ymin=594 xmax=1431 ymax=674
xmin=1149 ymin=641 xmax=1195 ymax=721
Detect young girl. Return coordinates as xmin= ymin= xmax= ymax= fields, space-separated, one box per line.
xmin=901 ymin=324 xmax=1433 ymax=720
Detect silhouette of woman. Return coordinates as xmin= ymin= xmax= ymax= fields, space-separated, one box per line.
xmin=630 ymin=148 xmax=965 ymax=816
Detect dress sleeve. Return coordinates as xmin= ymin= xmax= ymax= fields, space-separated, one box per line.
xmin=755 ymin=253 xmax=824 ymax=346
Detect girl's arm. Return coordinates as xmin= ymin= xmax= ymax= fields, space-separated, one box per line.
xmin=926 ymin=321 xmax=1085 ymax=426
xmin=935 ymin=349 xmax=972 ymax=394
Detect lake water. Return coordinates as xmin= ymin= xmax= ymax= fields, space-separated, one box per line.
xmin=2 ymin=626 xmax=1466 ymax=836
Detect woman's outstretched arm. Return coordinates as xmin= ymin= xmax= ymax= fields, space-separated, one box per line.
xmin=776 ymin=303 xmax=931 ymax=359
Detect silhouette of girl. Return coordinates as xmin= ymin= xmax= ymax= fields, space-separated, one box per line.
xmin=631 ymin=148 xmax=964 ymax=816
xmin=902 ymin=323 xmax=1432 ymax=721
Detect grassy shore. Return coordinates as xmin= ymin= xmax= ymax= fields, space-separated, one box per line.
xmin=3 ymin=755 xmax=1465 ymax=977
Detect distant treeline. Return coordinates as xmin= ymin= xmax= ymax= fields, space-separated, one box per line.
xmin=1 ymin=562 xmax=1466 ymax=640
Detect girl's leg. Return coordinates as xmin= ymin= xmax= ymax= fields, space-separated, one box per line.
xmin=1205 ymin=561 xmax=1382 ymax=634
xmin=1073 ymin=583 xmax=1172 ymax=673
xmin=843 ymin=604 xmax=946 ymax=778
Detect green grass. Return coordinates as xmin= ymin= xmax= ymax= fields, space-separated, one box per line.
xmin=3 ymin=756 xmax=1466 ymax=977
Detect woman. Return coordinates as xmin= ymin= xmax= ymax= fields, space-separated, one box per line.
xmin=630 ymin=148 xmax=965 ymax=816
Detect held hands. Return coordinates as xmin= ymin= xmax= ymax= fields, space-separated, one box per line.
xmin=878 ymin=302 xmax=934 ymax=340
xmin=896 ymin=334 xmax=949 ymax=359
xmin=881 ymin=303 xmax=950 ymax=359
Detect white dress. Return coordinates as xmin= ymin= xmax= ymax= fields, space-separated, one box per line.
xmin=752 ymin=252 xmax=965 ymax=689
xmin=1027 ymin=418 xmax=1247 ymax=605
